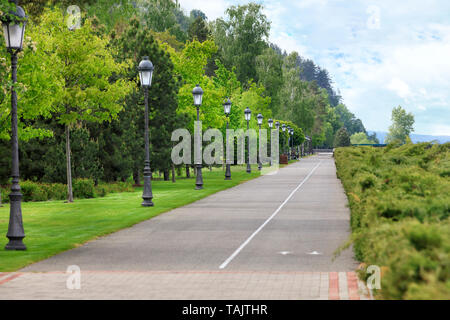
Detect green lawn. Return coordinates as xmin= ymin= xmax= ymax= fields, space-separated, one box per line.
xmin=0 ymin=164 xmax=286 ymax=272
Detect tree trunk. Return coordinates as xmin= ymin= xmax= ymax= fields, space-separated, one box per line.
xmin=133 ymin=169 xmax=140 ymax=186
xmin=65 ymin=125 xmax=74 ymax=203
xmin=0 ymin=188 xmax=3 ymax=207
xmin=171 ymin=164 xmax=176 ymax=183
xmin=163 ymin=169 xmax=169 ymax=181
xmin=185 ymin=164 xmax=190 ymax=178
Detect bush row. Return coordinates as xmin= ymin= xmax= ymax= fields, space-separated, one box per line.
xmin=0 ymin=179 xmax=134 ymax=203
xmin=334 ymin=142 xmax=450 ymax=300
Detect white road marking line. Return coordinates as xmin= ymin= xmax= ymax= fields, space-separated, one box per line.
xmin=278 ymin=251 xmax=292 ymax=255
xmin=307 ymin=251 xmax=322 ymax=255
xmin=219 ymin=160 xmax=323 ymax=269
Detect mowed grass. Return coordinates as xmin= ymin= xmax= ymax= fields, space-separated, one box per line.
xmin=0 ymin=164 xmax=271 ymax=272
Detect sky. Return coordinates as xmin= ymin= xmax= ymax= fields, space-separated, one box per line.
xmin=179 ymin=0 xmax=450 ymax=135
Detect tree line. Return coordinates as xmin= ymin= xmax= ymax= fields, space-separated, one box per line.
xmin=0 ymin=0 xmax=374 ymax=189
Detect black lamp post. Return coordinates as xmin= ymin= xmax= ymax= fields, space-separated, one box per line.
xmin=139 ymin=56 xmax=154 ymax=207
xmin=193 ymin=84 xmax=204 ymax=189
xmin=223 ymin=98 xmax=232 ymax=180
xmin=287 ymin=126 xmax=292 ymax=161
xmin=257 ymin=114 xmax=263 ymax=171
xmin=290 ymin=129 xmax=294 ymax=159
xmin=244 ymin=107 xmax=251 ymax=173
xmin=281 ymin=123 xmax=286 ymax=160
xmin=268 ymin=119 xmax=273 ymax=166
xmin=2 ymin=1 xmax=27 ymax=250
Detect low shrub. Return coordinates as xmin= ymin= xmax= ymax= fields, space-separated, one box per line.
xmin=73 ymin=179 xmax=95 ymax=199
xmin=335 ymin=143 xmax=450 ymax=299
xmin=0 ymin=180 xmax=135 ymax=203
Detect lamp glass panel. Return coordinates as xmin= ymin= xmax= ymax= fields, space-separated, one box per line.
xmin=139 ymin=71 xmax=152 ymax=86
xmin=194 ymin=93 xmax=203 ymax=106
xmin=3 ymin=23 xmax=24 ymax=49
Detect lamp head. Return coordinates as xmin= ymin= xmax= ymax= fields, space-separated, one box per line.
xmin=192 ymin=84 xmax=204 ymax=106
xmin=138 ymin=56 xmax=154 ymax=87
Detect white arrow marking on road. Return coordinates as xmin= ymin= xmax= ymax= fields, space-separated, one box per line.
xmin=278 ymin=251 xmax=292 ymax=255
xmin=308 ymin=251 xmax=322 ymax=255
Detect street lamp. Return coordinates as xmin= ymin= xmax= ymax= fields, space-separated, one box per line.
xmin=193 ymin=84 xmax=204 ymax=189
xmin=2 ymin=0 xmax=27 ymax=250
xmin=223 ymin=98 xmax=232 ymax=180
xmin=289 ymin=129 xmax=294 ymax=159
xmin=268 ymin=119 xmax=273 ymax=166
xmin=287 ymin=126 xmax=291 ymax=161
xmin=275 ymin=121 xmax=279 ymax=130
xmin=244 ymin=107 xmax=251 ymax=173
xmin=257 ymin=114 xmax=263 ymax=171
xmin=139 ymin=56 xmax=154 ymax=207
xmin=281 ymin=123 xmax=286 ymax=160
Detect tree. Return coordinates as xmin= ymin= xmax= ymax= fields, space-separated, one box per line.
xmin=385 ymin=106 xmax=415 ymax=144
xmin=138 ymin=0 xmax=187 ymax=43
xmin=188 ymin=16 xmax=210 ymax=42
xmin=212 ymin=2 xmax=270 ymax=85
xmin=334 ymin=104 xmax=366 ymax=135
xmin=255 ymin=47 xmax=283 ymax=113
xmin=367 ymin=132 xmax=380 ymax=144
xmin=113 ymin=17 xmax=185 ymax=183
xmin=0 ymin=5 xmax=61 ymax=141
xmin=35 ymin=9 xmax=131 ymax=202
xmin=277 ymin=52 xmax=314 ymax=132
xmin=334 ymin=127 xmax=351 ymax=147
xmin=190 ymin=9 xmax=207 ymax=21
xmin=350 ymin=132 xmax=372 ymax=145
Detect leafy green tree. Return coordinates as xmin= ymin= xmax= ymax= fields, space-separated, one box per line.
xmin=113 ymin=17 xmax=185 ymax=183
xmin=165 ymin=39 xmax=224 ymax=131
xmin=277 ymin=52 xmax=314 ymax=132
xmin=138 ymin=0 xmax=187 ymax=43
xmin=212 ymin=2 xmax=270 ymax=85
xmin=334 ymin=127 xmax=351 ymax=147
xmin=385 ymin=106 xmax=415 ymax=144
xmin=85 ymin=0 xmax=136 ymax=32
xmin=350 ymin=132 xmax=373 ymax=145
xmin=0 ymin=7 xmax=61 ymax=141
xmin=35 ymin=9 xmax=131 ymax=202
xmin=255 ymin=47 xmax=283 ymax=113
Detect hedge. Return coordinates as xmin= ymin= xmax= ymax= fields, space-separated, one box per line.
xmin=334 ymin=142 xmax=450 ymax=300
xmin=0 ymin=179 xmax=134 ymax=203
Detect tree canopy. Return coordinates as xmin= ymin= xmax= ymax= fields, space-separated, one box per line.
xmin=0 ymin=0 xmax=373 ymax=185
xmin=386 ymin=106 xmax=415 ymax=144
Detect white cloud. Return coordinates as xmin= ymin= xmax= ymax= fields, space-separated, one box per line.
xmin=178 ymin=0 xmax=450 ymax=135
xmin=387 ymin=78 xmax=411 ymax=99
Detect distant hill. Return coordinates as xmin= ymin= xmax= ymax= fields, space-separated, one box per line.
xmin=368 ymin=131 xmax=450 ymax=144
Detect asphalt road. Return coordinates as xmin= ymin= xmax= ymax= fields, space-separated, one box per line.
xmin=22 ymin=154 xmax=357 ymax=273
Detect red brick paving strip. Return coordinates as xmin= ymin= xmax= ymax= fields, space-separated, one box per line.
xmin=328 ymin=271 xmax=340 ymax=300
xmin=0 ymin=273 xmax=22 ymax=286
xmin=0 ymin=273 xmax=10 ymax=280
xmin=347 ymin=272 xmax=360 ymax=300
